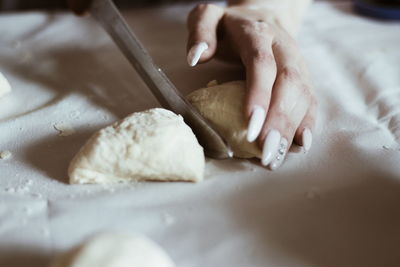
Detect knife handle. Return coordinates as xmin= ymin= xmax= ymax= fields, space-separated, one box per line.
xmin=67 ymin=0 xmax=93 ymax=15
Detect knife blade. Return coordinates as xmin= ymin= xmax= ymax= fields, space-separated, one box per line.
xmin=89 ymin=0 xmax=231 ymax=159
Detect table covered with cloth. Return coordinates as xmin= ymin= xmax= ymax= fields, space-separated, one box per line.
xmin=1 ymin=1 xmax=400 ymax=266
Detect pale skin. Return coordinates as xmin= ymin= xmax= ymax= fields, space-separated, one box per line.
xmin=186 ymin=0 xmax=316 ymax=170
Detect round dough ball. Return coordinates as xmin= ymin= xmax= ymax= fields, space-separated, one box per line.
xmin=50 ymin=233 xmax=175 ymax=267
xmin=187 ymin=81 xmax=261 ymax=159
xmin=69 ymin=108 xmax=205 ymax=184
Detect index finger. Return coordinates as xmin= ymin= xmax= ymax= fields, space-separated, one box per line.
xmin=237 ymin=25 xmax=277 ymax=143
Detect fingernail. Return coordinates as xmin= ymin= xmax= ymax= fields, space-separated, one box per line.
xmin=228 ymin=148 xmax=234 ymax=158
xmin=270 ymin=138 xmax=288 ymax=170
xmin=261 ymin=129 xmax=281 ymax=166
xmin=187 ymin=42 xmax=208 ymax=67
xmin=0 ymin=72 xmax=11 ymax=95
xmin=246 ymin=105 xmax=266 ymax=142
xmin=302 ymin=128 xmax=312 ymax=152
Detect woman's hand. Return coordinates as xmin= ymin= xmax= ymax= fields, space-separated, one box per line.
xmin=186 ymin=2 xmax=316 ymax=170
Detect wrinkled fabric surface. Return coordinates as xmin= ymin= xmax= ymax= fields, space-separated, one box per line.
xmin=1 ymin=1 xmax=400 ymax=267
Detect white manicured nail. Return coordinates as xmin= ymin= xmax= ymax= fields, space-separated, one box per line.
xmin=270 ymin=138 xmax=288 ymax=170
xmin=228 ymin=148 xmax=234 ymax=158
xmin=247 ymin=105 xmax=266 ymax=142
xmin=302 ymin=128 xmax=312 ymax=152
xmin=261 ymin=129 xmax=281 ymax=166
xmin=0 ymin=72 xmax=12 ymax=97
xmin=187 ymin=42 xmax=208 ymax=67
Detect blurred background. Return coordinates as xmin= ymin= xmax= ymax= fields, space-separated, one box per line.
xmin=1 ymin=0 xmax=399 ymax=15
xmin=0 ymin=0 xmax=203 ymax=10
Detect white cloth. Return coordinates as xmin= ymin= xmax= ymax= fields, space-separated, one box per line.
xmin=1 ymin=1 xmax=400 ymax=267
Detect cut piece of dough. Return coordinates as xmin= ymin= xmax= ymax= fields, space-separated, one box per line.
xmin=0 ymin=72 xmax=11 ymax=98
xmin=187 ymin=80 xmax=261 ymax=159
xmin=68 ymin=108 xmax=204 ymax=184
xmin=50 ymin=233 xmax=175 ymax=267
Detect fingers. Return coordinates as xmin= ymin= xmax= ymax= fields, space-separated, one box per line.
xmin=300 ymin=127 xmax=313 ymax=152
xmin=237 ymin=22 xmax=277 ymax=143
xmin=187 ymin=4 xmax=224 ymax=66
xmin=294 ymin=98 xmax=317 ymax=152
xmin=187 ymin=42 xmax=209 ymax=67
xmin=258 ymin=38 xmax=315 ymax=170
xmin=260 ymin=73 xmax=309 ymax=170
xmin=245 ymin=52 xmax=277 ymax=142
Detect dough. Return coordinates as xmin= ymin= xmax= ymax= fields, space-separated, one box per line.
xmin=0 ymin=71 xmax=11 ymax=97
xmin=0 ymin=150 xmax=12 ymax=160
xmin=68 ymin=108 xmax=204 ymax=184
xmin=50 ymin=233 xmax=175 ymax=267
xmin=187 ymin=80 xmax=261 ymax=159
xmin=54 ymin=122 xmax=75 ymax=137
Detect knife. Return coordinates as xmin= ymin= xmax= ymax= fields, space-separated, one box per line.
xmin=85 ymin=0 xmax=232 ymax=159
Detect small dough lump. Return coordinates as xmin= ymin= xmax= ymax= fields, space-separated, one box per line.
xmin=0 ymin=150 xmax=12 ymax=160
xmin=68 ymin=108 xmax=204 ymax=184
xmin=50 ymin=233 xmax=175 ymax=267
xmin=0 ymin=72 xmax=11 ymax=98
xmin=187 ymin=80 xmax=261 ymax=159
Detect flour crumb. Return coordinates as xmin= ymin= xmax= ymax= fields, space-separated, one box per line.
xmin=108 ymin=187 xmax=116 ymax=193
xmin=5 ymin=187 xmax=15 ymax=193
xmin=41 ymin=227 xmax=50 ymax=237
xmin=69 ymin=110 xmax=81 ymax=120
xmin=12 ymin=40 xmax=21 ymax=49
xmin=15 ymin=185 xmax=30 ymax=194
xmin=31 ymin=193 xmax=42 ymax=198
xmin=305 ymin=187 xmax=321 ymax=200
xmin=53 ymin=122 xmax=75 ymax=136
xmin=162 ymin=212 xmax=175 ymax=226
xmin=207 ymin=80 xmax=218 ymax=87
xmin=0 ymin=150 xmax=12 ymax=160
xmin=383 ymin=145 xmax=390 ymax=150
xmin=10 ymin=179 xmax=34 ymax=195
xmin=23 ymin=207 xmax=32 ymax=215
xmin=19 ymin=51 xmax=33 ymax=63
